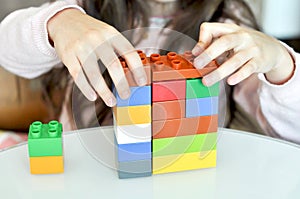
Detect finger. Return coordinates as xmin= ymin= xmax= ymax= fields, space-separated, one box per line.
xmin=192 ymin=22 xmax=239 ymax=56
xmin=61 ymin=53 xmax=97 ymax=101
xmin=95 ymin=42 xmax=131 ymax=100
xmin=202 ymin=50 xmax=253 ymax=86
xmin=78 ymin=50 xmax=117 ymax=107
xmin=110 ymin=34 xmax=147 ymax=86
xmin=227 ymin=59 xmax=258 ymax=85
xmin=194 ymin=32 xmax=242 ymax=69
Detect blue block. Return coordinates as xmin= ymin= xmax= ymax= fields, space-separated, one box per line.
xmin=114 ymin=86 xmax=151 ymax=107
xmin=118 ymin=159 xmax=152 ymax=179
xmin=186 ymin=97 xmax=218 ymax=117
xmin=118 ymin=171 xmax=152 ymax=179
xmin=117 ymin=142 xmax=152 ymax=162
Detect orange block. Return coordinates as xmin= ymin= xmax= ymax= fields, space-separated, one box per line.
xmin=150 ymin=52 xmax=217 ymax=82
xmin=29 ymin=156 xmax=64 ymax=174
xmin=153 ymin=115 xmax=218 ymax=139
xmin=152 ymin=100 xmax=185 ymax=121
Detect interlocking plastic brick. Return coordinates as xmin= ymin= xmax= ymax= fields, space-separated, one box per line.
xmin=118 ymin=159 xmax=152 ymax=179
xmin=153 ymin=150 xmax=216 ymax=174
xmin=152 ymin=100 xmax=185 ymax=121
xmin=114 ymin=123 xmax=151 ymax=144
xmin=153 ymin=115 xmax=218 ymax=139
xmin=114 ymin=86 xmax=151 ymax=107
xmin=28 ymin=121 xmax=63 ymax=157
xmin=113 ymin=105 xmax=151 ymax=125
xmin=186 ymin=79 xmax=219 ymax=99
xmin=152 ymin=133 xmax=217 ymax=157
xmin=117 ymin=141 xmax=151 ymax=162
xmin=29 ymin=156 xmax=64 ymax=174
xmin=150 ymin=52 xmax=217 ymax=82
xmin=186 ymin=97 xmax=218 ymax=118
xmin=152 ymin=80 xmax=186 ymax=102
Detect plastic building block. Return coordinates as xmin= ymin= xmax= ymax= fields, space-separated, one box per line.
xmin=152 ymin=133 xmax=217 ymax=157
xmin=152 ymin=115 xmax=218 ymax=139
xmin=28 ymin=121 xmax=63 ymax=157
xmin=152 ymin=100 xmax=185 ymax=121
xmin=186 ymin=79 xmax=219 ymax=99
xmin=113 ymin=105 xmax=151 ymax=125
xmin=152 ymin=80 xmax=186 ymax=102
xmin=150 ymin=52 xmax=218 ymax=82
xmin=114 ymin=86 xmax=151 ymax=107
xmin=117 ymin=142 xmax=151 ymax=162
xmin=114 ymin=123 xmax=151 ymax=144
xmin=28 ymin=120 xmax=64 ymax=174
xmin=186 ymin=97 xmax=218 ymax=118
xmin=118 ymin=159 xmax=152 ymax=179
xmin=153 ymin=150 xmax=217 ymax=174
xmin=29 ymin=156 xmax=64 ymax=174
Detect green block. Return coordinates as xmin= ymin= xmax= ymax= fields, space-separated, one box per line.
xmin=28 ymin=121 xmax=63 ymax=157
xmin=186 ymin=78 xmax=219 ymax=99
xmin=152 ymin=133 xmax=217 ymax=157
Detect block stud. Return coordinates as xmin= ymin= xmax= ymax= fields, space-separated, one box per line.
xmin=167 ymin=52 xmax=177 ymax=60
xmin=150 ymin=54 xmax=161 ymax=62
xmin=48 ymin=120 xmax=59 ymax=137
xmin=30 ymin=121 xmax=42 ymax=138
xmin=141 ymin=57 xmax=147 ymax=65
xmin=183 ymin=51 xmax=193 ymax=60
xmin=171 ymin=59 xmax=182 ymax=70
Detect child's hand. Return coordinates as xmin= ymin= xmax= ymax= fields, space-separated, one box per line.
xmin=47 ymin=8 xmax=147 ymax=106
xmin=192 ymin=22 xmax=294 ymax=86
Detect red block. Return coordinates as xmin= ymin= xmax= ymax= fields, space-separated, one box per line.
xmin=153 ymin=115 xmax=218 ymax=139
xmin=152 ymin=100 xmax=185 ymax=121
xmin=152 ymin=80 xmax=186 ymax=102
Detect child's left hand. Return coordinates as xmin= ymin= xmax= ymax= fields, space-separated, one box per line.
xmin=192 ymin=22 xmax=294 ymax=86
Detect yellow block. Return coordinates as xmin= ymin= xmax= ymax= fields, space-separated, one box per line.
xmin=113 ymin=105 xmax=151 ymax=125
xmin=30 ymin=156 xmax=64 ymax=174
xmin=153 ymin=150 xmax=216 ymax=174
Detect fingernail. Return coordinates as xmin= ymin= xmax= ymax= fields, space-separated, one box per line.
xmin=91 ymin=93 xmax=97 ymax=101
xmin=192 ymin=45 xmax=202 ymax=56
xmin=107 ymin=97 xmax=116 ymax=107
xmin=193 ymin=54 xmax=211 ymax=69
xmin=193 ymin=57 xmax=205 ymax=69
xmin=122 ymin=90 xmax=130 ymax=99
xmin=137 ymin=77 xmax=147 ymax=86
xmin=202 ymin=77 xmax=213 ymax=87
xmin=192 ymin=42 xmax=205 ymax=56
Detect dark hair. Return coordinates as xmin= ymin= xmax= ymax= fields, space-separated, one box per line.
xmin=43 ymin=0 xmax=258 ymax=128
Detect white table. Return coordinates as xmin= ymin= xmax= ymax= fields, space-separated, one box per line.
xmin=0 ymin=127 xmax=300 ymax=199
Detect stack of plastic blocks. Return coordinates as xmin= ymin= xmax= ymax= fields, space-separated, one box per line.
xmin=112 ymin=51 xmax=152 ymax=179
xmin=151 ymin=52 xmax=219 ymax=174
xmin=28 ymin=120 xmax=64 ymax=174
xmin=113 ymin=50 xmax=219 ymax=178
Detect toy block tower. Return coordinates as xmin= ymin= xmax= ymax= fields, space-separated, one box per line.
xmin=113 ymin=50 xmax=219 ymax=178
xmin=112 ymin=51 xmax=152 ymax=179
xmin=150 ymin=52 xmax=219 ymax=174
xmin=28 ymin=120 xmax=64 ymax=174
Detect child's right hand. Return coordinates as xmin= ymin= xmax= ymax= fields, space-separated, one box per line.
xmin=47 ymin=8 xmax=147 ymax=106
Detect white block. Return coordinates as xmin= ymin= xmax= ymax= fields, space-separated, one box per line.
xmin=114 ymin=123 xmax=152 ymax=144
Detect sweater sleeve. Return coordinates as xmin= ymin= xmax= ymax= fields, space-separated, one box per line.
xmin=0 ymin=0 xmax=85 ymax=78
xmin=258 ymin=43 xmax=300 ymax=142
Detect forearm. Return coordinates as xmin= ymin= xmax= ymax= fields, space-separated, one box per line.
xmin=0 ymin=0 xmax=84 ymax=78
xmin=258 ymin=44 xmax=300 ymax=142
